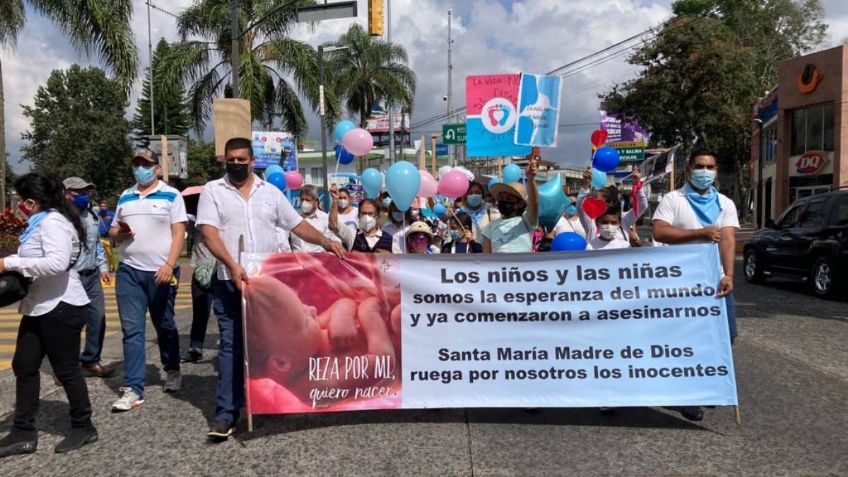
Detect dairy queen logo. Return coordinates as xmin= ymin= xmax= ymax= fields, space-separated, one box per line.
xmin=795 ymin=151 xmax=827 ymax=174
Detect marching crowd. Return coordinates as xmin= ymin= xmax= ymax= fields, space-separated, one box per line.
xmin=0 ymin=137 xmax=738 ymax=457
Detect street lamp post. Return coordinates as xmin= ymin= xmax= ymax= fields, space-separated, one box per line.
xmin=319 ymin=45 xmax=348 ymax=198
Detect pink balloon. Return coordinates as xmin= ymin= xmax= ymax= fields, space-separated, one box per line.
xmin=342 ymin=128 xmax=374 ymax=156
xmin=437 ymin=170 xmax=470 ymax=199
xmin=418 ymin=170 xmax=438 ymax=198
xmin=284 ymin=171 xmax=303 ymax=190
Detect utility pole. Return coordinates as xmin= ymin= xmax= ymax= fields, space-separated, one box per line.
xmin=147 ymin=1 xmax=155 ymax=135
xmin=447 ymin=7 xmax=454 ymax=165
xmin=386 ymin=0 xmax=395 ymax=163
xmin=230 ymin=0 xmax=240 ymax=98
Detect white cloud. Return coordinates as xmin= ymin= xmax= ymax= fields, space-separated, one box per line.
xmin=2 ymin=0 xmax=848 ymax=174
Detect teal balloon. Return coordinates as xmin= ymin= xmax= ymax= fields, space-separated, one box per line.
xmin=488 ymin=177 xmax=501 ymax=188
xmin=265 ymin=165 xmax=284 ymax=177
xmin=552 ymin=232 xmax=587 ymax=252
xmin=593 ymin=146 xmax=620 ymax=172
xmin=361 ymin=168 xmax=383 ymax=199
xmin=503 ymin=164 xmax=523 ymax=183
xmin=385 ymin=161 xmax=420 ymax=212
xmin=591 ymin=168 xmax=608 ymax=189
xmin=433 ymin=203 xmax=446 ymax=217
xmin=266 ymin=172 xmax=287 ymax=191
xmin=537 ymin=175 xmax=571 ymax=231
xmin=334 ymin=120 xmax=357 ymax=143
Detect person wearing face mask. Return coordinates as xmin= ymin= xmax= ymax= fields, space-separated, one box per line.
xmin=390 ymin=200 xmax=436 ymax=253
xmin=62 ymin=177 xmax=112 ymax=378
xmin=405 ymin=221 xmax=436 ymax=254
xmin=442 ymin=212 xmax=482 ymax=254
xmin=289 ymin=185 xmax=340 ymax=252
xmin=651 ymin=149 xmax=739 ymax=423
xmin=335 ymin=188 xmax=359 ymax=231
xmin=573 ymin=169 xmax=648 ymax=247
xmin=460 ymin=182 xmax=499 ymax=243
xmin=553 ymin=194 xmax=587 ymax=239
xmin=0 ymin=174 xmax=96 ymax=457
xmin=330 ymin=191 xmax=392 ymax=253
xmin=481 ymin=150 xmax=541 ymax=253
xmin=196 ymin=137 xmax=345 ymax=441
xmin=109 ymin=149 xmax=187 ymax=412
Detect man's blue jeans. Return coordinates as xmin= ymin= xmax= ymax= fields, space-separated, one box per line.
xmin=78 ymin=270 xmax=106 ymax=366
xmin=116 ymin=263 xmax=181 ymax=398
xmin=213 ymin=279 xmax=244 ymax=423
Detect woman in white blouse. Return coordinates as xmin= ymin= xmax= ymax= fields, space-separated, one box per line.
xmin=0 ymin=174 xmax=96 ymax=458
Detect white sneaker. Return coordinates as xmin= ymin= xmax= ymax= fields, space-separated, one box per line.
xmin=163 ymin=371 xmax=181 ymax=392
xmin=111 ymin=387 xmax=144 ymax=412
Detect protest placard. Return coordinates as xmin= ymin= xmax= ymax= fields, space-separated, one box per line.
xmin=241 ymin=244 xmax=737 ymax=416
xmin=515 ymin=73 xmax=562 ymax=147
xmin=465 ymin=74 xmax=532 ymax=157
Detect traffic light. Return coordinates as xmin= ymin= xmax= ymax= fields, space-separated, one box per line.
xmin=368 ymin=0 xmax=384 ymax=36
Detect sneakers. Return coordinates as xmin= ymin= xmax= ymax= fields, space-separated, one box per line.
xmin=207 ymin=417 xmax=235 ymax=442
xmin=54 ymin=427 xmax=98 ymax=454
xmin=163 ymin=370 xmax=182 ymax=392
xmin=111 ymin=387 xmax=144 ymax=412
xmin=0 ymin=431 xmax=37 ymax=459
xmin=180 ymin=350 xmax=203 ymax=363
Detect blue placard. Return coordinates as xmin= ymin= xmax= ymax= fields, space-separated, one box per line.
xmin=515 ymin=73 xmax=562 ymax=147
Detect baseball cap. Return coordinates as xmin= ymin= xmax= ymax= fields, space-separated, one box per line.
xmin=132 ymin=148 xmax=159 ymax=164
xmin=62 ymin=177 xmax=95 ymax=190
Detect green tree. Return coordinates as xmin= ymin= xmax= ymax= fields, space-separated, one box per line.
xmin=21 ymin=65 xmax=132 ymax=200
xmin=324 ymin=24 xmax=416 ymax=127
xmin=0 ymin=0 xmax=138 ymax=199
xmin=184 ymin=140 xmax=224 ymax=186
xmin=601 ymin=0 xmax=827 ymax=191
xmin=133 ymin=38 xmax=191 ymax=142
xmin=159 ymin=0 xmax=330 ymax=140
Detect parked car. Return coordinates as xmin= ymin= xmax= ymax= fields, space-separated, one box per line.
xmin=744 ymin=190 xmax=848 ymax=298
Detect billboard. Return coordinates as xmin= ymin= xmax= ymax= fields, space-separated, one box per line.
xmin=251 ymin=131 xmax=297 ymax=171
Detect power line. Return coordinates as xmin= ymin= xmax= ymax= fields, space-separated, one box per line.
xmin=145 ymin=1 xmax=179 ymax=19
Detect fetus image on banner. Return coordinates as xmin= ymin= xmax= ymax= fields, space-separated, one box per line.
xmin=243 ymin=253 xmax=401 ymax=414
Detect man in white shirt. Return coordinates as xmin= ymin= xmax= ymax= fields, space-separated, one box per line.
xmin=652 ymin=149 xmax=739 ymax=422
xmin=109 ymin=149 xmax=187 ymax=412
xmin=197 ymin=137 xmax=345 ymax=441
xmin=289 ymin=185 xmax=338 ymax=252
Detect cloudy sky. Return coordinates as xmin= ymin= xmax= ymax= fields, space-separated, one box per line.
xmin=3 ymin=0 xmax=848 ymax=174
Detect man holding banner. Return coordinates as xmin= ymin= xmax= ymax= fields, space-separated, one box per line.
xmin=196 ymin=137 xmax=345 ymax=441
xmin=652 ymin=149 xmax=739 ymax=421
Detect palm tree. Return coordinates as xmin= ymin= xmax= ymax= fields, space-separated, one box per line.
xmin=159 ymin=0 xmax=330 ymax=139
xmin=324 ymin=24 xmax=416 ymax=128
xmin=0 ymin=0 xmax=138 ymax=189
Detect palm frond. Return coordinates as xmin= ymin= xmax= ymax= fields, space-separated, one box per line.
xmin=0 ymin=0 xmax=25 ymax=46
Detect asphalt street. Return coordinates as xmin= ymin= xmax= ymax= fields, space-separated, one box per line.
xmin=0 ymin=258 xmax=846 ymax=476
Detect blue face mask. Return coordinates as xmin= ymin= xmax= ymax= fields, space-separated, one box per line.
xmin=72 ymin=192 xmax=90 ymax=210
xmin=565 ymin=205 xmax=577 ymax=216
xmin=133 ymin=165 xmax=156 ymax=185
xmin=450 ymin=230 xmax=460 ymax=241
xmin=689 ymin=169 xmax=716 ymax=190
xmin=382 ymin=198 xmax=392 ymax=209
xmin=466 ymin=194 xmax=483 ymax=208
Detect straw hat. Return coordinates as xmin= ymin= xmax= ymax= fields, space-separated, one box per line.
xmin=407 ymin=221 xmax=434 ymax=238
xmin=489 ymin=182 xmax=527 ymax=201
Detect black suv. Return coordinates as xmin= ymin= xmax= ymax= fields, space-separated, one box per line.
xmin=744 ymin=190 xmax=848 ymax=298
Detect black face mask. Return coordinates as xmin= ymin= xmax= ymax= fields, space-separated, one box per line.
xmin=497 ymin=201 xmax=524 ymax=218
xmin=226 ymin=162 xmax=250 ymax=183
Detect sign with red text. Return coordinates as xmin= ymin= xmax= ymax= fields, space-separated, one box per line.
xmin=241 ymin=245 xmax=737 ymax=416
xmin=795 ymin=150 xmax=828 ymax=174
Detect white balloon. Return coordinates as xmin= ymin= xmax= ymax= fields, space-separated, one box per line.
xmin=438 ymin=165 xmax=452 ymax=179
xmin=454 ymin=166 xmax=475 ymax=182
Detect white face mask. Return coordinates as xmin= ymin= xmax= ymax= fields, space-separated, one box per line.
xmin=301 ymin=201 xmax=314 ymax=214
xmin=599 ymin=224 xmax=617 ymax=240
xmin=359 ymin=215 xmax=376 ymax=232
xmin=338 ymin=199 xmax=350 ymax=210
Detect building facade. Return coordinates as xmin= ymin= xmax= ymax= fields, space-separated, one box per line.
xmin=752 ymin=45 xmax=845 ymax=227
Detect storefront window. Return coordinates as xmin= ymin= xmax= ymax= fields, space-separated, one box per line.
xmin=789 ymin=102 xmax=835 ymax=155
xmin=760 ymin=121 xmax=777 ymax=164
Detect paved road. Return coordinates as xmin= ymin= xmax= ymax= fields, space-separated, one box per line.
xmin=0 ymin=259 xmax=846 ymax=476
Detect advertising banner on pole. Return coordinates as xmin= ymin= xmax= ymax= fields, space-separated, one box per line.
xmin=466 ymin=74 xmax=532 ymax=158
xmin=251 ymin=131 xmax=297 ymax=170
xmin=515 ymin=73 xmax=562 ymax=147
xmin=242 ymin=245 xmax=737 ymax=415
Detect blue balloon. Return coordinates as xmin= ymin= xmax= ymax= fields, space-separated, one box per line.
xmin=591 ymin=168 xmax=608 ymax=189
xmin=537 ymin=175 xmax=571 ymax=231
xmin=433 ymin=203 xmax=446 ymax=217
xmin=334 ymin=120 xmax=357 ymax=144
xmin=266 ymin=172 xmax=287 ymax=191
xmin=385 ymin=161 xmax=421 ymax=212
xmin=487 ymin=177 xmax=501 ymax=189
xmin=361 ymin=168 xmax=383 ymax=199
xmin=551 ymin=232 xmax=587 ymax=252
xmin=335 ymin=146 xmax=355 ymax=165
xmin=593 ymin=146 xmax=620 ymax=172
xmin=503 ymin=163 xmax=523 ymax=184
xmin=265 ymin=164 xmax=284 ymax=177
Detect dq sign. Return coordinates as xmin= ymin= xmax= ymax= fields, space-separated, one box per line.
xmin=796 ymin=151 xmax=827 ymax=174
